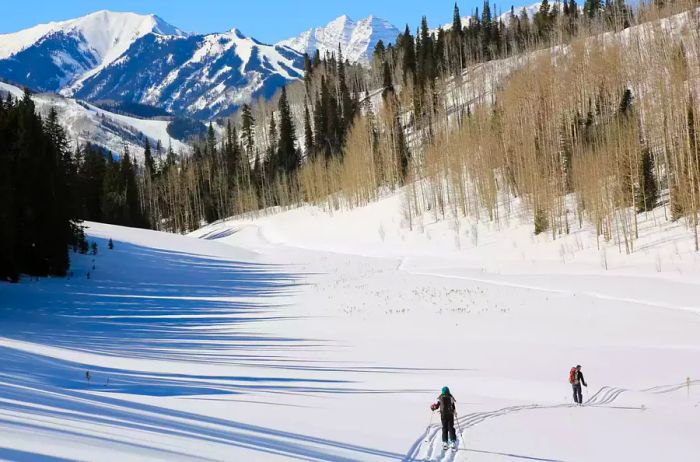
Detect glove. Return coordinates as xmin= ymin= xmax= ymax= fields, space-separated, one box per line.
xmin=430 ymin=403 xmax=439 ymax=411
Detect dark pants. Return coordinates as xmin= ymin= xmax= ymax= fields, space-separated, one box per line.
xmin=441 ymin=413 xmax=457 ymax=443
xmin=572 ymin=384 xmax=583 ymax=404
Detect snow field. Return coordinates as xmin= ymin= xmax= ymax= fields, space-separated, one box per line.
xmin=0 ymin=186 xmax=699 ymax=460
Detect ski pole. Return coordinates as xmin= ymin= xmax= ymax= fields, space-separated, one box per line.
xmin=455 ymin=411 xmax=466 ymax=451
xmin=424 ymin=410 xmax=435 ymax=442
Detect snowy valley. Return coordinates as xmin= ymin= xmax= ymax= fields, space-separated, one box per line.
xmin=1 ymin=190 xmax=699 ymax=461
xmin=2 ymin=2 xmax=700 ymax=461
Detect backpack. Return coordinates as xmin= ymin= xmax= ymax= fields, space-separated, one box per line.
xmin=569 ymin=367 xmax=577 ymax=384
xmin=439 ymin=393 xmax=455 ymax=414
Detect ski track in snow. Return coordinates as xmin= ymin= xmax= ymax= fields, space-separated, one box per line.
xmin=407 ymin=379 xmax=700 ymax=462
xmin=399 ymin=263 xmax=700 ymax=315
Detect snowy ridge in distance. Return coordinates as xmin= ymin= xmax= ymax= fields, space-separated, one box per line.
xmin=75 ymin=27 xmax=304 ymax=120
xmin=278 ymin=15 xmax=400 ymax=64
xmin=0 ymin=10 xmax=186 ymax=60
xmin=0 ymin=11 xmax=186 ymax=94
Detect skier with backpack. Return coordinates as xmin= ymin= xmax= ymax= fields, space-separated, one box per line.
xmin=569 ymin=365 xmax=587 ymax=405
xmin=430 ymin=386 xmax=458 ymax=451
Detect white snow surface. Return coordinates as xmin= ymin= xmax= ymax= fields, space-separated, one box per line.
xmin=278 ymin=15 xmax=400 ymax=64
xmin=1 ymin=185 xmax=700 ymax=461
xmin=0 ymin=81 xmax=189 ymax=159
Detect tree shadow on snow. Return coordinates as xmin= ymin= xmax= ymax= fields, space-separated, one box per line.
xmin=0 ymin=360 xmax=407 ymax=461
xmin=0 ymin=238 xmax=312 ymax=362
xmin=0 ymin=236 xmax=426 ymax=460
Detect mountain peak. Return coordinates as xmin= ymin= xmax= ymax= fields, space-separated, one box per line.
xmin=277 ymin=14 xmax=399 ymax=64
xmin=0 ymin=10 xmax=186 ymax=61
xmin=331 ymin=14 xmax=352 ymax=23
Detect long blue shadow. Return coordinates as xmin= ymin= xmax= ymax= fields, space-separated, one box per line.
xmin=0 ymin=375 xmax=407 ymax=461
xmin=0 ymin=448 xmax=74 ymax=462
xmin=0 ymin=237 xmax=313 ymax=363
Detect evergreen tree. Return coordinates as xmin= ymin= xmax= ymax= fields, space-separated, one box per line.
xmin=452 ymin=3 xmax=464 ymax=35
xmin=155 ymin=139 xmax=163 ymax=165
xmin=399 ymin=25 xmax=417 ymax=84
xmin=313 ymin=88 xmax=327 ymax=157
xmin=79 ymin=144 xmax=107 ymax=221
xmin=618 ymin=88 xmax=633 ymax=115
xmin=569 ymin=0 xmax=579 ymax=17
xmin=303 ymin=102 xmax=314 ymax=156
xmin=101 ymin=152 xmax=122 ymax=225
xmin=143 ymin=138 xmax=156 ymax=178
xmin=636 ymin=147 xmax=658 ymax=213
xmin=373 ymin=40 xmax=386 ymax=61
xmin=266 ymin=114 xmax=278 ymax=174
xmin=164 ymin=142 xmax=177 ymax=171
xmin=584 ymin=0 xmax=602 ymax=18
xmin=418 ymin=17 xmax=436 ymax=86
xmin=225 ymin=121 xmax=242 ymax=180
xmin=276 ymin=87 xmax=300 ymax=173
xmin=0 ymin=91 xmax=81 ymax=279
xmin=241 ymin=104 xmax=256 ymax=158
xmin=120 ymin=150 xmax=143 ymax=227
xmin=382 ymin=59 xmax=395 ymax=98
xmin=534 ymin=0 xmax=553 ymax=37
xmin=337 ymin=46 xmax=354 ymax=138
xmin=206 ymin=122 xmax=216 ymax=157
xmin=395 ymin=116 xmax=410 ymax=182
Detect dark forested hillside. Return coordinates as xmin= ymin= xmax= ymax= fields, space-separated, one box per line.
xmin=0 ymin=90 xmax=81 ymax=281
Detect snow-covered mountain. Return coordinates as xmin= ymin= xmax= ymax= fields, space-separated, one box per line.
xmin=278 ymin=15 xmax=400 ymax=64
xmin=0 ymin=81 xmax=189 ymax=159
xmin=72 ymin=28 xmax=304 ymax=120
xmin=0 ymin=11 xmax=186 ymax=93
xmin=0 ymin=10 xmax=303 ymax=119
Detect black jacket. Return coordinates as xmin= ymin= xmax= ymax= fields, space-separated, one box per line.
xmin=573 ymin=370 xmax=587 ymax=387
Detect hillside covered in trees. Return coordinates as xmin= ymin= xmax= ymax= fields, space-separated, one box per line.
xmin=127 ymin=0 xmax=698 ymax=251
xmin=3 ymin=0 xmax=699 ymax=281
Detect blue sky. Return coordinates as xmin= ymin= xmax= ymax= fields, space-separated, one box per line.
xmin=0 ymin=0 xmax=531 ymax=43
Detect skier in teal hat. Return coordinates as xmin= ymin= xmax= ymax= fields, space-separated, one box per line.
xmin=430 ymin=386 xmax=458 ymax=450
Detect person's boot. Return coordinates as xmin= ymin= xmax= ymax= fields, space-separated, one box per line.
xmin=442 ymin=442 xmax=448 ymax=450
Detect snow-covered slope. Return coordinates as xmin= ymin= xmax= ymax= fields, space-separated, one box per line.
xmin=0 ymin=10 xmax=186 ymax=93
xmin=1 ymin=185 xmax=699 ymax=460
xmin=278 ymin=15 xmax=400 ymax=64
xmin=0 ymin=81 xmax=189 ymax=159
xmin=73 ymin=28 xmax=304 ymax=120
